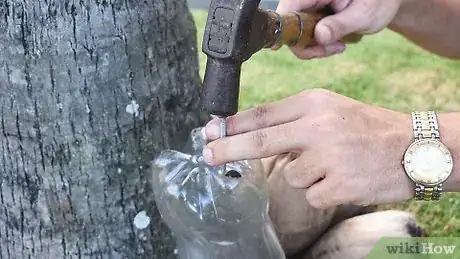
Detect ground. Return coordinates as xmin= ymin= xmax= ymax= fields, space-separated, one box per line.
xmin=191 ymin=10 xmax=460 ymax=237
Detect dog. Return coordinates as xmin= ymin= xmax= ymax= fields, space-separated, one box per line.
xmin=262 ymin=153 xmax=424 ymax=259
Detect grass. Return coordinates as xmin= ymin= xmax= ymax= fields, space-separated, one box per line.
xmin=191 ymin=10 xmax=460 ymax=237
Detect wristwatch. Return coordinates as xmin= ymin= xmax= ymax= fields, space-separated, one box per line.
xmin=402 ymin=111 xmax=453 ymax=201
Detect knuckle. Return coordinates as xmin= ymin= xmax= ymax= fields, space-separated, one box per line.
xmin=294 ymin=51 xmax=314 ymax=60
xmin=253 ymin=105 xmax=269 ymax=128
xmin=253 ymin=130 xmax=270 ymax=152
xmin=301 ymin=88 xmax=331 ymax=102
xmin=319 ymin=112 xmax=340 ymax=128
xmin=360 ymin=1 xmax=377 ymax=18
xmin=291 ymin=47 xmax=320 ymax=60
xmin=283 ymin=167 xmax=304 ymax=188
xmin=226 ymin=115 xmax=237 ymax=135
xmin=311 ymin=109 xmax=342 ymax=130
xmin=310 ymin=87 xmax=331 ymax=97
xmin=254 ymin=105 xmax=268 ymax=119
xmin=305 ymin=191 xmax=324 ymax=208
xmin=332 ymin=0 xmax=352 ymax=11
xmin=295 ymin=0 xmax=327 ymax=10
xmin=207 ymin=141 xmax=225 ymax=161
xmin=328 ymin=22 xmax=345 ymax=41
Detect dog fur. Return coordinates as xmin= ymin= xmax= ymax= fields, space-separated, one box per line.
xmin=261 ymin=153 xmax=424 ymax=258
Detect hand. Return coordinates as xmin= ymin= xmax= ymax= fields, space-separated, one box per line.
xmin=262 ymin=153 xmax=373 ymax=255
xmin=277 ymin=0 xmax=404 ymax=59
xmin=203 ymin=89 xmax=416 ymax=208
xmin=261 ymin=153 xmax=338 ymax=255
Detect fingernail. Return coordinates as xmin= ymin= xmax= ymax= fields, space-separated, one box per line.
xmin=324 ymin=43 xmax=346 ymax=55
xmin=316 ymin=23 xmax=332 ymax=45
xmin=203 ymin=148 xmax=213 ymax=164
xmin=201 ymin=127 xmax=208 ymax=140
xmin=205 ymin=122 xmax=220 ymax=140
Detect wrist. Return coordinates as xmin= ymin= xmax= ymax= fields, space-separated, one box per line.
xmin=436 ymin=113 xmax=460 ymax=192
xmin=399 ymin=111 xmax=459 ymax=201
xmin=398 ymin=112 xmax=418 ymax=200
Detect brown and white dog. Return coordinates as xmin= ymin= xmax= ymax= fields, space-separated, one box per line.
xmin=261 ymin=153 xmax=424 ymax=259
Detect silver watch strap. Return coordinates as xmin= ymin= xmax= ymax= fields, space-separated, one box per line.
xmin=412 ymin=111 xmax=440 ymax=140
xmin=411 ymin=111 xmax=442 ymax=200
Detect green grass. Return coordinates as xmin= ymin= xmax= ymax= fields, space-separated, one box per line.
xmin=191 ymin=10 xmax=460 ymax=237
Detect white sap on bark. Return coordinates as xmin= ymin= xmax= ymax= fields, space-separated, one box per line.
xmin=0 ymin=0 xmax=206 ymax=258
xmin=125 ymin=100 xmax=140 ymax=117
xmin=133 ymin=211 xmax=150 ymax=230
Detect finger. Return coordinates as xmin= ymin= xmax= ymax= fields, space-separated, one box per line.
xmin=315 ymin=1 xmax=366 ymax=45
xmin=305 ymin=179 xmax=342 ymax=209
xmin=330 ymin=0 xmax=353 ymax=12
xmin=262 ymin=152 xmax=299 ymax=179
xmin=203 ymin=121 xmax=305 ymax=166
xmin=276 ymin=0 xmax=331 ymax=13
xmin=290 ymin=42 xmax=346 ymax=60
xmin=283 ymin=154 xmax=326 ymax=188
xmin=205 ymin=95 xmax=305 ymax=140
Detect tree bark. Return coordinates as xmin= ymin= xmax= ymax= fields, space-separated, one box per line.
xmin=0 ymin=0 xmax=205 ymax=258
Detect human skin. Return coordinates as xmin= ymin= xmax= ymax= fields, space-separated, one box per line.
xmin=274 ymin=0 xmax=460 ymax=60
xmin=201 ymin=0 xmax=460 ymax=209
xmin=261 ymin=152 xmax=422 ymax=257
xmin=202 ymin=89 xmax=460 ymax=208
xmin=389 ymin=0 xmax=460 ymax=59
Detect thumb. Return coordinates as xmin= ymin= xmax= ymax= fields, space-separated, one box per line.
xmin=314 ymin=4 xmax=364 ymax=45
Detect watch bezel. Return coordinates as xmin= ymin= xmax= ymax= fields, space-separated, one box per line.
xmin=403 ymin=139 xmax=453 ymax=186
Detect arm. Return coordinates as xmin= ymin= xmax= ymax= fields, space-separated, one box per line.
xmin=276 ymin=0 xmax=460 ymax=60
xmin=203 ymin=89 xmax=460 ymax=208
xmin=389 ymin=0 xmax=460 ymax=59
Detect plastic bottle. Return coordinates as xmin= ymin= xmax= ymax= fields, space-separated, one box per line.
xmin=151 ymin=127 xmax=286 ymax=259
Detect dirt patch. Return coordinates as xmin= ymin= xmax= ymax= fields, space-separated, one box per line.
xmin=385 ymin=68 xmax=460 ymax=110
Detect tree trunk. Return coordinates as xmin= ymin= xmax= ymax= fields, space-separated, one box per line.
xmin=0 ymin=0 xmax=205 ymax=258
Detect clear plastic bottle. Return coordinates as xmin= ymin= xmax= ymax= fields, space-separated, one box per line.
xmin=151 ymin=127 xmax=286 ymax=259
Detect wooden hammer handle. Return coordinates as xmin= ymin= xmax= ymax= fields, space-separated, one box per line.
xmin=266 ymin=11 xmax=362 ymax=49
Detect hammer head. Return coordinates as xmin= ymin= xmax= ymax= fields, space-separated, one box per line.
xmin=201 ymin=0 xmax=264 ymax=117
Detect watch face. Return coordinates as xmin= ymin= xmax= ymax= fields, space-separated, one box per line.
xmin=404 ymin=139 xmax=453 ymax=186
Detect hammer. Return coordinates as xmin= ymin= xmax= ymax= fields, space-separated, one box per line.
xmin=201 ymin=0 xmax=361 ymax=138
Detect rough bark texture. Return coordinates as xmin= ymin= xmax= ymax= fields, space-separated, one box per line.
xmin=0 ymin=0 xmax=205 ymax=258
